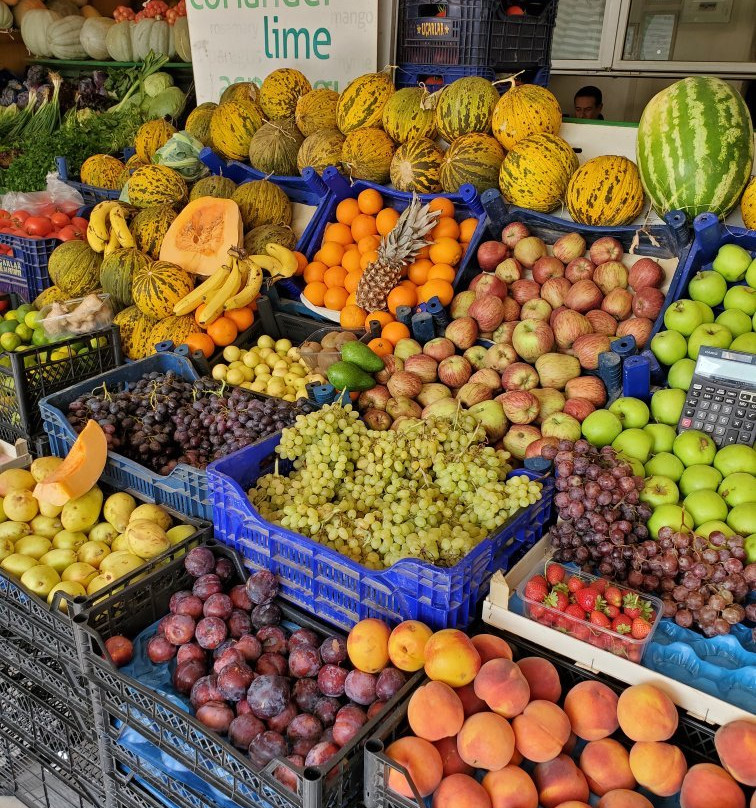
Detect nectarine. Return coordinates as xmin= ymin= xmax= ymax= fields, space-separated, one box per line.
xmin=388 ymin=620 xmax=433 ymax=672
xmin=408 ymin=681 xmax=464 ymax=742
xmin=385 ymin=736 xmax=443 ymax=798
xmin=347 ymin=618 xmax=391 ymax=674
xmin=424 ymin=629 xmax=481 ymax=687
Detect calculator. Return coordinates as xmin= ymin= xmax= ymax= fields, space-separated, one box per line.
xmin=678 ymin=346 xmax=756 ymax=446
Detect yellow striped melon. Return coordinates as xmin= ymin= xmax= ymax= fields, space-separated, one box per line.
xmin=295 ymin=89 xmax=339 ymax=136
xmin=297 ymin=129 xmax=345 ymax=174
xmin=492 ymin=85 xmax=562 ymax=151
xmin=337 ymin=71 xmax=394 ymax=134
xmin=128 ymin=165 xmax=188 ymax=209
xmin=185 ymin=102 xmax=217 ymax=145
xmin=389 ymin=138 xmax=444 ymax=193
xmin=232 ymin=179 xmax=292 ymax=230
xmin=220 ymin=82 xmax=259 ymax=105
xmin=382 ymin=87 xmax=437 ymax=144
xmin=341 ymin=128 xmax=395 ymax=184
xmin=114 ymin=306 xmax=157 ymax=360
xmin=134 ymin=119 xmax=177 ymax=162
xmin=435 ymin=77 xmax=499 ymax=142
xmin=189 ymin=176 xmax=237 ymax=202
xmin=440 ymin=133 xmax=504 ymax=194
xmin=209 ymin=100 xmax=265 ymax=161
xmin=259 ymin=68 xmax=311 ymax=120
xmin=130 ymin=205 xmax=178 ymax=259
xmin=132 ymin=260 xmax=194 ymax=320
xmin=741 ymin=176 xmax=756 ymax=230
xmin=80 ymin=155 xmax=124 ymax=190
xmin=148 ymin=315 xmax=201 ymax=352
xmin=566 ymin=155 xmax=645 ymax=227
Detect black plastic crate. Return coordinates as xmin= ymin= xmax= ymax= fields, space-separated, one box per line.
xmin=0 ymin=324 xmax=123 ymax=442
xmin=396 ymin=0 xmax=493 ymax=67
xmin=489 ymin=0 xmax=558 ymax=68
xmin=77 ymin=542 xmax=422 ymax=808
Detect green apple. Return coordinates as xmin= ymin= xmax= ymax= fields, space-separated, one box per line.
xmin=647 ymin=504 xmax=694 ymax=538
xmin=640 ymin=475 xmax=680 ymax=507
xmin=712 ymin=243 xmax=751 ymax=282
xmin=730 ymin=332 xmax=756 ymax=353
xmin=612 ymin=428 xmax=653 ymax=463
xmin=683 ymin=489 xmax=728 ymax=526
xmin=645 ymin=451 xmax=684 ymax=481
xmin=650 ymin=388 xmax=686 ymax=426
xmin=746 ymin=257 xmax=756 ymax=289
xmin=679 ymin=464 xmax=723 ymax=496
xmin=715 ymin=309 xmax=753 ymax=338
xmin=746 ymin=533 xmax=756 ymax=564
xmin=687 ymin=322 xmax=732 ymax=360
xmin=723 ymin=285 xmax=756 ymax=316
xmin=626 ymin=457 xmax=646 ymax=477
xmin=664 ymin=299 xmax=704 ymax=336
xmin=643 ymin=423 xmax=677 ymax=454
xmin=727 ymin=503 xmax=756 ymax=536
xmin=714 ymin=443 xmax=756 ymax=476
xmin=608 ymin=397 xmax=650 ymax=429
xmin=650 ymin=330 xmax=688 ymax=366
xmin=668 ymin=358 xmax=696 ymax=390
xmin=717 ymin=472 xmax=756 ymax=507
xmin=688 ymin=270 xmax=727 ymax=306
xmin=673 ymin=429 xmax=716 ymax=467
xmin=581 ymin=410 xmax=623 ymax=447
xmin=696 ymin=520 xmax=735 ymax=539
xmin=695 ymin=301 xmax=715 ymax=323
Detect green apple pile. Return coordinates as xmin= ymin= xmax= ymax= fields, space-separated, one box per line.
xmin=0 ymin=459 xmax=195 ymax=608
xmin=650 ymin=243 xmax=756 ymax=379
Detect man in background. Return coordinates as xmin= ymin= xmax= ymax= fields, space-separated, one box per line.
xmin=574 ymin=86 xmax=604 ymax=119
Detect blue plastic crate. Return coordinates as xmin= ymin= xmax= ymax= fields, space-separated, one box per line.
xmin=394 ymin=63 xmax=549 ymax=92
xmin=0 ymin=232 xmax=57 ymax=301
xmin=56 ymin=148 xmax=136 ymax=206
xmin=206 ymin=434 xmax=554 ymax=630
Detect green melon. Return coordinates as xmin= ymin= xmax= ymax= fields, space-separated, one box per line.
xmin=232 ymin=179 xmax=293 ymax=230
xmin=440 ymin=133 xmax=505 ymax=194
xmin=382 ymin=87 xmax=437 ymax=144
xmin=244 ymin=224 xmax=296 ymax=254
xmin=297 ymin=129 xmax=345 ymax=174
xmin=100 ymin=247 xmax=152 ymax=311
xmin=132 ymin=261 xmax=194 ymax=320
xmin=189 ymin=176 xmax=237 ymax=202
xmin=130 ymin=205 xmax=178 ymax=259
xmin=389 ymin=138 xmax=444 ymax=193
xmin=248 ymin=118 xmax=304 ymax=177
xmin=47 ymin=241 xmax=102 ymax=297
xmin=435 ymin=77 xmax=499 ymax=142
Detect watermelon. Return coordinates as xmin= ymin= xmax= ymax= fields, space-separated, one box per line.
xmin=637 ymin=76 xmax=753 ymax=220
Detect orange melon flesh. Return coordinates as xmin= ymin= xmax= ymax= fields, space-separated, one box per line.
xmin=159 ymin=197 xmax=244 ymax=276
xmin=34 ymin=420 xmax=108 ymax=507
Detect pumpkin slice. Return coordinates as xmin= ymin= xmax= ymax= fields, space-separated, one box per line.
xmin=34 ymin=420 xmax=108 ymax=507
xmin=159 ymin=197 xmax=244 ymax=276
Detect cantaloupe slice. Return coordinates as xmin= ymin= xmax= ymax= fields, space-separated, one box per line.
xmin=34 ymin=420 xmax=108 ymax=507
xmin=159 ymin=197 xmax=244 ymax=276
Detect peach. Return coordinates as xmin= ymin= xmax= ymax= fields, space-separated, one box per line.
xmin=471 ymin=633 xmax=513 ymax=663
xmin=385 ymin=736 xmax=443 ymax=798
xmin=616 ymin=684 xmax=678 ymax=742
xmin=598 ymin=790 xmax=653 ymax=808
xmin=680 ymin=763 xmax=746 ymax=808
xmin=482 ymin=765 xmax=538 ymax=808
xmin=510 ymin=748 xmax=523 ymax=766
xmin=408 ymin=681 xmax=464 ymax=742
xmin=388 ymin=620 xmax=433 ymax=672
xmin=424 ymin=629 xmax=481 ymax=687
xmin=347 ymin=618 xmax=391 ymax=674
xmin=628 ymin=741 xmax=686 ymax=796
xmin=563 ymin=681 xmax=618 ymax=741
xmin=534 ymin=754 xmax=590 ymax=808
xmin=552 ymin=803 xmax=591 ymax=808
xmin=457 ymin=712 xmax=515 ymax=771
xmin=512 ymin=700 xmax=571 ymax=763
xmin=433 ymin=773 xmax=492 ymax=808
xmin=434 ymin=736 xmax=474 ymax=777
xmin=715 ymin=719 xmax=756 ymax=786
xmin=455 ymin=682 xmax=487 ymax=716
xmin=563 ymin=732 xmax=578 ymax=755
xmin=517 ymin=656 xmax=561 ymax=702
xmin=473 ymin=659 xmax=530 ymax=718
xmin=579 ymin=738 xmax=636 ymax=795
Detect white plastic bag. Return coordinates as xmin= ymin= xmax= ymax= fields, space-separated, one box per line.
xmin=0 ymin=172 xmax=85 ymax=215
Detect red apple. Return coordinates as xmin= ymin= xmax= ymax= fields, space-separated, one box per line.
xmin=493 ymin=321 xmax=518 ymax=344
xmin=502 ymin=221 xmax=530 ymax=247
xmin=565 ymin=257 xmax=595 ymax=283
xmin=438 ymin=356 xmax=473 ymax=387
xmin=573 ymin=333 xmax=612 ymax=370
xmin=469 ymin=296 xmax=506 ymax=331
xmin=530 ymin=387 xmax=566 ymax=422
xmin=423 ymin=337 xmax=456 ymax=362
xmin=501 ymin=297 xmax=521 ymax=322
xmin=565 ymin=279 xmax=603 ymax=313
xmin=387 ymin=371 xmax=423 ymax=399
xmin=403 ymin=354 xmax=439 ymax=383
xmin=386 ymin=397 xmax=422 ymax=420
xmin=601 ymin=288 xmax=633 ymax=321
xmin=553 ymin=232 xmax=587 ymax=263
xmin=541 ymin=278 xmax=572 ymax=309
xmin=616 ymin=316 xmax=652 ymax=348
xmin=628 ymin=257 xmax=664 ymax=290
xmin=495 ymin=258 xmax=523 ymax=284
xmin=375 ymin=355 xmax=403 ymax=384
xmin=532 ymin=256 xmax=565 ymax=285
xmin=632 ymin=286 xmax=665 ymax=319
xmin=417 ymin=383 xmax=452 ymax=407
xmin=511 ymin=279 xmax=541 ymax=304
xmin=483 ymin=342 xmax=517 ymax=372
xmin=457 ymin=382 xmax=492 ymax=407
xmin=363 ymin=408 xmax=392 ymax=430
xmin=502 ymin=424 xmax=542 ymax=459
xmin=476 ymin=241 xmax=510 ymax=272
xmin=501 ymin=362 xmax=539 ymax=391
xmin=470 ymin=273 xmax=508 ymax=300
xmin=450 ymin=290 xmax=476 ymax=319
xmin=513 ymin=236 xmax=547 ymax=268
xmin=358 ymin=385 xmax=391 ymax=411
xmin=469 ymin=368 xmax=502 ymax=391
xmin=520 ymin=298 xmax=552 ymax=322
xmin=499 ymin=390 xmax=539 ymax=424
xmin=525 ymin=436 xmax=560 ymax=459
xmin=553 ymin=309 xmax=593 ymax=351
xmin=512 ymin=319 xmax=555 ymax=362
xmin=563 ymin=397 xmax=595 ymax=422
xmin=549 ymin=305 xmax=567 ymax=329
xmin=585 ymin=309 xmax=618 ymax=336
xmin=589 ymin=236 xmax=623 ymax=264
xmin=445 ymin=317 xmax=479 ymax=349
xmin=593 ymin=261 xmax=629 ymax=295
xmin=564 ymin=376 xmax=607 ymax=407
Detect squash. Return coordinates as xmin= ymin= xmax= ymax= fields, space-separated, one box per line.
xmin=46 ymin=0 xmax=79 ymax=15
xmin=128 ymin=165 xmax=188 ymax=209
xmin=100 ymin=247 xmax=151 ymax=310
xmin=0 ymin=2 xmax=13 ymax=28
xmin=132 ymin=17 xmax=174 ymax=60
xmin=259 ymin=68 xmax=311 ymax=120
xmin=130 ymin=205 xmax=177 ymax=259
xmin=134 ymin=119 xmax=177 ymax=162
xmin=105 ymin=19 xmax=133 ymax=61
xmin=48 ymin=241 xmax=102 ymax=296
xmin=132 ymin=261 xmax=194 ymax=320
xmin=80 ymin=155 xmax=124 ymax=190
xmin=159 ymin=197 xmax=244 ymax=277
xmin=389 ymin=137 xmax=444 ymax=193
xmin=33 ymin=421 xmax=107 ymax=508
xmin=248 ymin=118 xmax=303 ymax=177
xmin=295 ymin=89 xmax=339 ymax=137
xmin=173 ymin=15 xmax=191 ymax=62
xmin=566 ymin=155 xmax=645 ymax=227
xmin=297 ymin=129 xmax=344 ymax=174
xmin=80 ymin=5 xmax=100 ymax=16
xmin=492 ymin=84 xmax=562 ymax=151
xmin=341 ymin=128 xmax=395 ymax=184
xmin=20 ymin=8 xmax=60 ymax=56
xmin=232 ymin=179 xmax=292 ymax=230
xmin=12 ymin=0 xmax=43 ymax=26
xmin=79 ymin=16 xmax=112 ymax=59
xmin=185 ymin=102 xmax=216 ymax=145
xmin=48 ymin=15 xmax=87 ymax=59
xmin=209 ymin=100 xmax=265 ymax=161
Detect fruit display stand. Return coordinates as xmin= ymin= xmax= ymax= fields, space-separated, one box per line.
xmin=75 ymin=542 xmax=424 ymax=808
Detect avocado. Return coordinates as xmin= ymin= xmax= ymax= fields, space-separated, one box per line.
xmin=327 ymin=361 xmax=375 ymax=392
xmin=341 ymin=340 xmax=385 ymax=373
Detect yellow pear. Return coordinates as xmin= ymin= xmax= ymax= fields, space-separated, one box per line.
xmin=30 ymin=515 xmax=63 ymax=539
xmin=99 ymin=551 xmax=144 ymax=579
xmin=129 ymin=504 xmax=172 ymax=532
xmin=39 ymin=548 xmax=77 ymax=574
xmin=39 ymin=501 xmax=63 ymax=518
xmin=14 ymin=535 xmax=52 ymax=560
xmin=0 ymin=468 xmax=35 ymax=495
xmin=89 ymin=522 xmax=118 ymax=546
xmin=48 ymin=580 xmax=86 ymax=612
xmin=0 ymin=537 xmax=14 ymax=562
xmin=0 ymin=521 xmax=31 ymax=542
xmin=103 ymin=492 xmax=137 ymax=532
xmin=53 ymin=530 xmax=87 ymax=551
xmin=61 ymin=486 xmax=103 ymax=533
xmin=20 ymin=564 xmax=60 ymax=598
xmin=166 ymin=525 xmax=195 ymax=545
xmin=61 ymin=562 xmax=98 ymax=586
xmin=110 ymin=534 xmax=129 ymax=552
xmin=77 ymin=540 xmax=111 ymax=569
xmin=1 ymin=553 xmax=38 ymax=577
xmin=30 ymin=456 xmax=64 ymax=484
xmin=126 ymin=520 xmax=170 ymax=560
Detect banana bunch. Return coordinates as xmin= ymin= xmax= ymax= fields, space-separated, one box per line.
xmin=86 ymin=202 xmax=135 ymax=256
xmin=248 ymin=243 xmax=299 ymax=280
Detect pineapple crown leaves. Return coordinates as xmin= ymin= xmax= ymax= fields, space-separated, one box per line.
xmin=376 ymin=195 xmax=441 ymax=265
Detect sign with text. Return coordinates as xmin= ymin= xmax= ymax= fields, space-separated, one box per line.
xmin=186 ymin=0 xmax=379 ymax=104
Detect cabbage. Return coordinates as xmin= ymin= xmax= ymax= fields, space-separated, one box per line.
xmin=146 ymin=87 xmax=186 ymax=121
xmin=143 ymin=72 xmax=174 ymax=98
xmin=152 ymin=131 xmax=209 ymax=182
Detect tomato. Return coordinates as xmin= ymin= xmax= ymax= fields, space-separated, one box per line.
xmin=50 ymin=211 xmax=71 ymax=229
xmin=55 ymin=226 xmax=79 ymax=242
xmin=24 ymin=217 xmax=54 ymax=237
xmin=0 ymin=210 xmax=10 ymax=219
xmin=70 ymin=216 xmax=89 ymax=231
xmin=11 ymin=210 xmax=30 ymax=224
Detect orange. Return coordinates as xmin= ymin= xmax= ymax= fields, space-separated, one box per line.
xmin=323 ymin=286 xmax=349 ymax=310
xmin=340 ymin=304 xmax=368 ymax=329
xmin=336 ymin=198 xmax=360 ymax=225
xmin=399 ymin=279 xmax=418 ymax=290
xmin=429 ymin=197 xmax=455 ymax=218
xmin=344 ymin=269 xmax=362 ymax=293
xmin=206 ymin=316 xmax=238 ymax=347
xmin=387 ymin=285 xmax=417 ymax=314
xmin=367 ymin=338 xmax=393 ymax=357
xmin=346 ymin=291 xmax=358 ymax=306
xmin=303 ymin=281 xmax=327 ymax=306
xmin=351 ymin=214 xmax=378 ymax=242
xmin=185 ymin=332 xmax=215 ymax=358
xmin=318 ymin=241 xmax=345 ymax=268
xmin=429 ymin=237 xmax=463 ymax=266
xmin=381 ymin=321 xmax=411 ymax=346
xmin=416 ymin=244 xmax=431 ymax=259
xmin=357 ymin=234 xmax=381 ymax=254
xmin=342 ymin=249 xmax=361 ymax=273
xmin=364 ymin=310 xmax=394 ymax=331
xmin=324 ymin=222 xmax=354 ymax=246
xmin=304 ymin=261 xmax=327 ymax=283
xmin=427 ymin=263 xmax=456 ymax=282
xmin=418 ymin=279 xmax=454 ymax=306
xmin=459 ymin=217 xmax=478 ymax=243
xmin=376 ymin=207 xmax=400 ymax=236
xmin=324 ymin=265 xmax=348 ymax=288
xmin=194 ymin=303 xmax=207 ymax=327
xmin=293 ymin=251 xmax=308 ymax=275
xmin=431 ymin=216 xmax=460 ymax=241
xmin=357 ymin=188 xmax=383 ymax=215
xmin=360 ymin=250 xmax=379 ymax=271
xmin=407 ymin=258 xmax=432 ymax=286
xmin=225 ymin=307 xmax=254 ymax=331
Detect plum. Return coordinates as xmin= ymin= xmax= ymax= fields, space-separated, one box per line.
xmin=214 ymin=646 xmax=244 ymax=675
xmin=289 ymin=629 xmax=319 ymax=649
xmin=288 ymin=646 xmax=321 ymax=679
xmin=291 ymin=739 xmax=316 ymax=758
xmin=190 ymin=675 xmax=224 ymax=709
xmin=236 ymin=699 xmax=252 ymax=715
xmin=147 ymin=635 xmax=176 ymax=664
xmin=267 ymin=702 xmax=299 ymax=734
xmin=246 ymin=675 xmax=290 ymax=720
xmin=235 ymin=634 xmax=263 ymax=663
xmin=162 ymin=614 xmax=196 ymax=646
xmin=287 ymin=714 xmax=322 ymax=742
xmin=252 ymin=602 xmax=282 ymax=630
xmin=275 ymin=755 xmax=304 ymax=791
xmin=332 ymin=705 xmax=367 ymax=747
xmin=305 ymin=742 xmax=339 ymax=768
xmin=293 ymin=679 xmax=320 ymax=714
xmin=317 ymin=665 xmax=347 ymax=698
xmin=173 ymin=659 xmax=206 ymax=695
xmin=196 ymin=701 xmax=234 ymax=733
xmin=248 ymin=730 xmax=288 ymax=769
xmin=320 ymin=727 xmax=335 ymax=744
xmin=174 ymin=595 xmax=203 ymax=619
xmin=195 ymin=617 xmax=227 ymax=650
xmin=192 ymin=573 xmax=223 ymax=601
xmin=155 ymin=616 xmax=169 ymax=635
xmin=169 ymin=590 xmax=192 ymax=613
xmin=214 ymin=557 xmax=234 ymax=583
xmin=246 ymin=570 xmax=278 ymax=605
xmin=344 ymin=670 xmax=376 ymax=706
xmin=229 ymin=584 xmax=253 ymax=611
xmin=375 ymin=668 xmax=407 ymax=702
xmin=319 ymin=636 xmax=347 ymax=665
xmin=228 ymin=610 xmax=252 ymax=639
xmin=367 ymin=700 xmax=387 ymax=720
xmin=228 ymin=714 xmax=265 ymax=750
xmin=203 ymin=593 xmax=233 ymax=620
xmin=256 ymin=653 xmax=287 ymax=676
xmin=105 ymin=636 xmax=133 ymax=668
xmin=313 ymin=697 xmax=340 ymax=727
xmin=184 ymin=547 xmax=215 ymax=577
xmin=217 ymin=662 xmax=255 ymax=702
xmin=256 ymin=627 xmax=288 ymax=655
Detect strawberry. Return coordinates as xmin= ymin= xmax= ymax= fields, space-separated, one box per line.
xmin=612 ymin=615 xmax=632 ymax=635
xmin=524 ymin=575 xmax=548 ymax=602
xmin=631 ymin=618 xmax=652 ymax=640
xmin=567 ymin=575 xmax=585 ymax=593
xmin=546 ymin=564 xmax=565 ymax=586
xmin=565 ymin=604 xmax=585 ymax=622
xmin=623 ymin=593 xmax=653 ymax=621
xmin=605 ymin=604 xmax=620 ymax=619
xmin=604 ymin=586 xmax=622 ymax=608
xmin=545 ymin=590 xmax=569 ymax=611
xmin=574 ymin=587 xmax=599 ymax=612
xmin=571 ymin=624 xmax=591 ymax=641
xmin=592 ymin=578 xmax=607 ymax=594
xmin=589 ymin=610 xmax=611 ymax=628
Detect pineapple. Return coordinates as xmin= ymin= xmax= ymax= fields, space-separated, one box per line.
xmin=355 ymin=196 xmax=439 ymax=311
